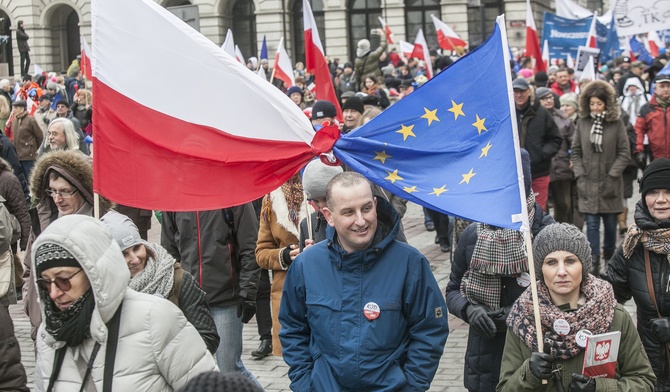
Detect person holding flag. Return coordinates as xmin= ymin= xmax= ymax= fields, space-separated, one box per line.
xmin=497 ymin=223 xmax=655 ymax=391
xmin=354 ymin=29 xmax=387 ymax=90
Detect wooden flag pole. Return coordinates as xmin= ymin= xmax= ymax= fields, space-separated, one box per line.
xmin=524 ymin=229 xmax=546 ymax=383
xmin=94 ymin=193 xmax=100 ymax=220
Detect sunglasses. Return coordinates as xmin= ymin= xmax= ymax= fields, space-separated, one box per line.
xmin=36 ymin=269 xmax=84 ymax=292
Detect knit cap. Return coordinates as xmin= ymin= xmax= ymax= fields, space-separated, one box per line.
xmin=342 ymin=96 xmax=364 ymax=114
xmin=532 ymin=223 xmax=592 ymax=280
xmin=34 ymin=242 xmax=81 ymax=276
xmin=302 ymin=159 xmax=343 ymax=200
xmin=177 ymin=371 xmax=264 ymax=392
xmin=559 ymin=93 xmax=578 ymax=111
xmin=286 ymin=86 xmax=303 ymax=97
xmin=639 ymin=158 xmax=670 ymax=199
xmin=311 ymin=100 xmax=337 ymax=120
xmin=100 ymin=210 xmax=142 ymax=252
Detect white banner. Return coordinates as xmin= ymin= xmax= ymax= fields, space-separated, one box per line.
xmin=613 ymin=0 xmax=670 ymax=36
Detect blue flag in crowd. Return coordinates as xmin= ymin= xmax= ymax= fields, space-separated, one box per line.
xmin=334 ymin=21 xmax=527 ymax=230
xmin=630 ymin=36 xmax=654 ymax=65
xmin=600 ymin=16 xmax=621 ymax=63
xmin=259 ymin=35 xmax=268 ymax=61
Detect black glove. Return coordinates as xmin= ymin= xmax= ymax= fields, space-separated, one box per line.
xmin=466 ymin=304 xmax=497 ymax=339
xmin=635 ymin=151 xmax=647 ymax=170
xmin=487 ymin=306 xmax=510 ymax=331
xmin=280 ymin=246 xmax=293 ymax=268
xmin=237 ymin=296 xmax=256 ymax=324
xmin=569 ymin=373 xmax=596 ymax=392
xmin=528 ymin=351 xmax=554 ymax=380
xmin=651 ymin=318 xmax=670 ymax=342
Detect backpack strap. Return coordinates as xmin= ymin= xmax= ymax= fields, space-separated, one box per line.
xmin=102 ymin=302 xmax=123 ymax=392
xmin=644 ymin=249 xmax=670 ymax=377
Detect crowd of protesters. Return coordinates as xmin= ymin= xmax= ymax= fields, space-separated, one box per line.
xmin=1 ymin=29 xmax=670 ymax=392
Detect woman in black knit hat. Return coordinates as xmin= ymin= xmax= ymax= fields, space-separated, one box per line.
xmin=603 ymin=158 xmax=670 ymax=391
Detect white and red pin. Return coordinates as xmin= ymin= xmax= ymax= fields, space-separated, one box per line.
xmin=553 ymin=319 xmax=570 ymax=336
xmin=364 ymin=302 xmax=380 ymax=320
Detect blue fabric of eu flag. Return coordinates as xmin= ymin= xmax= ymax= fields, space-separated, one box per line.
xmin=333 ymin=22 xmax=526 ymax=230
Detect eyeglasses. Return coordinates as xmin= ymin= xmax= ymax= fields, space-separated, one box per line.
xmin=36 ymin=269 xmax=84 ymax=292
xmin=46 ymin=189 xmax=78 ymax=199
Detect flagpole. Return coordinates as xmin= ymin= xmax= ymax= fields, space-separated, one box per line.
xmin=498 ymin=14 xmax=545 ymax=379
xmin=270 ymin=67 xmax=276 ymax=84
xmin=94 ymin=193 xmax=100 ymax=220
xmin=304 ymin=193 xmax=313 ymax=242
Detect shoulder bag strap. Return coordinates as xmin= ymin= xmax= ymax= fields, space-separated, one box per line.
xmin=78 ymin=342 xmax=101 ymax=392
xmin=644 ymin=248 xmax=670 ymax=376
xmin=102 ymin=303 xmax=123 ymax=392
xmin=46 ymin=347 xmax=67 ymax=392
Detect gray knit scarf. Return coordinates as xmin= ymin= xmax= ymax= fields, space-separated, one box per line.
xmin=460 ymin=193 xmax=536 ymax=310
xmin=128 ymin=242 xmax=174 ymax=299
xmin=589 ymin=112 xmax=606 ymax=153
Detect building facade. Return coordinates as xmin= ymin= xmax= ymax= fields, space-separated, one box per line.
xmin=0 ymin=0 xmax=602 ymax=78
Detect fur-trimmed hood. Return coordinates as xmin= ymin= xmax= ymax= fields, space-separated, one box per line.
xmin=578 ymin=80 xmax=620 ymax=122
xmin=30 ymin=150 xmax=113 ymax=213
xmin=0 ymin=157 xmax=12 ymax=173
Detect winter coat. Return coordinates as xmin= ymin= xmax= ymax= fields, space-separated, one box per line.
xmin=161 ymin=204 xmax=260 ymax=307
xmin=33 ymin=215 xmax=217 ymax=391
xmin=550 ymin=79 xmax=577 ymax=96
xmin=548 ymin=107 xmax=576 ymax=182
xmin=279 ymin=197 xmax=449 ymax=392
xmin=620 ymin=77 xmax=650 ymax=127
xmin=299 ymin=211 xmax=328 ymax=252
xmin=16 ymin=28 xmax=29 ymax=53
xmin=445 ymin=203 xmax=554 ymax=392
xmin=33 ymin=106 xmax=56 ymax=135
xmin=497 ymin=303 xmax=655 ymax=391
xmin=141 ymin=241 xmax=219 ymax=355
xmin=338 ymin=72 xmax=358 ymax=95
xmin=0 ymin=133 xmax=28 ymax=199
xmin=517 ymin=100 xmax=562 ymax=179
xmin=71 ymin=103 xmax=92 ymax=130
xmin=636 ymin=95 xmax=670 ymax=159
xmin=23 ymin=150 xmax=113 ymax=340
xmin=602 ymin=199 xmax=670 ymax=390
xmin=0 ymin=305 xmax=29 ymax=391
xmin=571 ymin=80 xmax=630 ymax=215
xmin=354 ymin=41 xmax=388 ymax=89
xmin=11 ymin=112 xmax=42 ymax=161
xmin=0 ymin=158 xmax=30 ymax=250
xmin=255 ymin=189 xmax=307 ymax=356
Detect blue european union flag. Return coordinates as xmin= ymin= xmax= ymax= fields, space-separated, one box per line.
xmin=259 ymin=35 xmax=268 ymax=61
xmin=629 ymin=36 xmax=653 ymax=65
xmin=333 ymin=21 xmax=527 ymax=230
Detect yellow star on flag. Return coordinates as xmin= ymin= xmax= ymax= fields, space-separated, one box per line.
xmin=429 ymin=185 xmax=448 ymax=196
xmin=403 ymin=185 xmax=418 ymax=194
xmin=385 ymin=169 xmax=403 ymax=183
xmin=374 ymin=150 xmax=392 ymax=164
xmin=448 ymin=100 xmax=465 ymax=120
xmin=396 ymin=124 xmax=416 ymax=141
xmin=460 ymin=168 xmax=476 ymax=184
xmin=479 ymin=142 xmax=492 ymax=158
xmin=421 ymin=108 xmax=440 ymax=126
xmin=472 ymin=114 xmax=487 ymax=134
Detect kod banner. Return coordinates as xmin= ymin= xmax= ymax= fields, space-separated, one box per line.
xmin=542 ymin=13 xmax=608 ymax=62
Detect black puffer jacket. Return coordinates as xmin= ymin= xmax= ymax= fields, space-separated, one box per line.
xmin=445 ymin=203 xmax=554 ymax=392
xmin=602 ymin=199 xmax=670 ymax=391
xmin=516 ymin=100 xmax=562 ymax=179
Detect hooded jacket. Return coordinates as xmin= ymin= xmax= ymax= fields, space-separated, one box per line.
xmin=279 ymin=197 xmax=449 ymax=391
xmin=33 ymin=215 xmax=217 ymax=391
xmin=23 ymin=150 xmax=113 ymax=340
xmin=636 ymin=95 xmax=670 ymax=160
xmin=602 ymin=199 xmax=670 ymax=391
xmin=516 ymin=99 xmax=562 ymax=179
xmin=0 ymin=158 xmax=30 ymax=250
xmin=571 ymin=80 xmax=630 ymax=214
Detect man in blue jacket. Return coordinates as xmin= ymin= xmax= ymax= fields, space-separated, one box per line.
xmin=279 ymin=171 xmax=449 ymax=391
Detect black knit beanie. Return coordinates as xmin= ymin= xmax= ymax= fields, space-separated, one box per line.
xmin=639 ymin=158 xmax=670 ymax=199
xmin=34 ymin=242 xmax=81 ymax=276
xmin=177 ymin=371 xmax=263 ymax=392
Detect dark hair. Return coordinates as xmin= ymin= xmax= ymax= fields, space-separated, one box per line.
xmin=364 ymin=74 xmax=379 ymax=85
xmin=585 ymin=85 xmax=609 ymax=109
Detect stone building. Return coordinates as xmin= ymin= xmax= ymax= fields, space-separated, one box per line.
xmin=0 ymin=0 xmax=603 ymax=78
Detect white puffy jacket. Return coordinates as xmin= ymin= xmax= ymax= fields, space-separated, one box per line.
xmin=33 ymin=215 xmax=217 ymax=391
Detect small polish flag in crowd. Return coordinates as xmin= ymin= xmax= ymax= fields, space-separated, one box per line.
xmin=411 ymin=29 xmax=433 ymax=79
xmin=273 ymin=37 xmax=295 ymax=87
xmin=585 ymin=12 xmax=598 ymax=48
xmin=525 ymin=0 xmax=546 ymax=72
xmin=430 ymin=15 xmax=467 ymax=51
xmin=377 ymin=16 xmax=395 ymax=44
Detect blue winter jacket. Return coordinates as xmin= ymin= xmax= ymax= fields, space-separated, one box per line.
xmin=279 ymin=198 xmax=449 ymax=391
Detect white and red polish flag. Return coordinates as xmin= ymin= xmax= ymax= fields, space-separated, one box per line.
xmin=235 ymin=45 xmax=245 ymax=63
xmin=80 ymin=36 xmax=92 ymax=80
xmin=525 ymin=0 xmax=546 ymax=73
xmin=430 ymin=15 xmax=467 ymax=51
xmin=221 ymin=30 xmax=242 ymax=63
xmin=542 ymin=39 xmax=550 ymax=69
xmin=398 ymin=40 xmax=415 ymax=63
xmin=585 ymin=12 xmax=598 ymax=48
xmin=273 ymin=37 xmax=295 ymax=87
xmin=91 ymin=0 xmax=339 ymax=211
xmin=377 ymin=16 xmax=395 ymax=44
xmin=647 ymin=31 xmax=662 ymax=58
xmin=303 ymin=0 xmax=342 ymax=120
xmin=411 ymin=29 xmax=433 ymax=79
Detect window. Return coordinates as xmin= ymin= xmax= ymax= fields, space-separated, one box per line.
xmin=292 ymin=0 xmax=326 ymax=63
xmin=232 ymin=0 xmax=256 ymax=61
xmin=405 ymin=0 xmax=440 ymax=51
xmin=348 ymin=0 xmax=382 ymax=61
